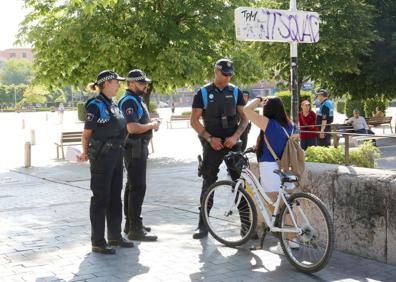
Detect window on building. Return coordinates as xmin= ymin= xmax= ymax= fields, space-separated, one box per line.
xmin=22 ymin=53 xmax=27 ymax=58
xmin=10 ymin=53 xmax=16 ymax=58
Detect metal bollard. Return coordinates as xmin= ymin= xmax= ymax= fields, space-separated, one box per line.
xmin=22 ymin=119 xmax=25 ymax=129
xmin=31 ymin=129 xmax=36 ymax=145
xmin=24 ymin=142 xmax=31 ymax=168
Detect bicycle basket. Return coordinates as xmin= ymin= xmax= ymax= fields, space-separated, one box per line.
xmin=224 ymin=152 xmax=247 ymax=180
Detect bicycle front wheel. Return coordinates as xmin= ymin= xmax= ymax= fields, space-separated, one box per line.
xmin=279 ymin=192 xmax=334 ymax=273
xmin=202 ymin=180 xmax=257 ymax=247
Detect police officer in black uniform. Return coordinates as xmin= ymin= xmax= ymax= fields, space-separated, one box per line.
xmin=79 ymin=70 xmax=134 ymax=254
xmin=190 ymin=58 xmax=248 ymax=239
xmin=118 ymin=69 xmax=159 ymax=242
xmin=316 ymin=89 xmax=334 ymax=147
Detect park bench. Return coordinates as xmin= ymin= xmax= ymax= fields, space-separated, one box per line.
xmin=365 ymin=116 xmax=393 ymax=134
xmin=166 ymin=115 xmax=190 ymax=129
xmin=55 ymin=131 xmax=82 ymax=159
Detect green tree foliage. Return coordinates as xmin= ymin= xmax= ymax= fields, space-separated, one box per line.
xmin=77 ymin=102 xmax=86 ymax=122
xmin=0 ymin=84 xmax=27 ymax=105
xmin=345 ymin=97 xmax=365 ymax=117
xmin=329 ymin=0 xmax=396 ymax=99
xmin=0 ymin=59 xmax=33 ymax=85
xmin=18 ymin=0 xmax=265 ymax=92
xmin=21 ymin=85 xmax=50 ymax=105
xmin=253 ymin=0 xmax=378 ymax=97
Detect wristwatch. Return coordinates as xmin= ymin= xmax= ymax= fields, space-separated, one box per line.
xmin=207 ymin=136 xmax=212 ymax=143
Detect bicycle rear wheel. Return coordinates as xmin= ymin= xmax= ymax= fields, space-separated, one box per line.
xmin=202 ymin=180 xmax=257 ymax=247
xmin=279 ymin=192 xmax=334 ymax=273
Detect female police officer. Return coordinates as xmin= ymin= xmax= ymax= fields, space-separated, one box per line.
xmin=78 ymin=70 xmax=134 ymax=254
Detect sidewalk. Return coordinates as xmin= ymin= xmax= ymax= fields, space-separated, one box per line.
xmin=1 ymin=160 xmax=396 ymax=282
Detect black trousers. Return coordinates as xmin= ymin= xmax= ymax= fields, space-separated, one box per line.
xmin=124 ymin=140 xmax=149 ymax=230
xmin=318 ymin=126 xmax=332 ymax=147
xmin=89 ymin=147 xmax=123 ymax=247
xmin=301 ymin=137 xmax=318 ymax=150
xmin=198 ymin=138 xmax=241 ymax=228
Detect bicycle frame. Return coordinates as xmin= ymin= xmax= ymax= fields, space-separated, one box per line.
xmin=232 ymin=167 xmax=302 ymax=235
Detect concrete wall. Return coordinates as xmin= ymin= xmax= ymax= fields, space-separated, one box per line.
xmin=250 ymin=162 xmax=396 ymax=265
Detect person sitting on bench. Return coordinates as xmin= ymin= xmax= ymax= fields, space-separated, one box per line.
xmin=346 ymin=109 xmax=375 ymax=135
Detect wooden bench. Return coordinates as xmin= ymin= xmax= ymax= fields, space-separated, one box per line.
xmin=166 ymin=115 xmax=190 ymax=129
xmin=365 ymin=116 xmax=393 ymax=134
xmin=55 ymin=131 xmax=82 ymax=159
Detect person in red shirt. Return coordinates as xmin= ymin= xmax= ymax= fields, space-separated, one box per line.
xmin=299 ymin=100 xmax=318 ymax=150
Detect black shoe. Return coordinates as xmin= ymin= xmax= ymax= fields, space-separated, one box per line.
xmin=124 ymin=223 xmax=151 ymax=234
xmin=193 ymin=228 xmax=208 ymax=239
xmin=128 ymin=228 xmax=157 ymax=242
xmin=92 ymin=244 xmax=116 ymax=255
xmin=108 ymin=237 xmax=134 ymax=248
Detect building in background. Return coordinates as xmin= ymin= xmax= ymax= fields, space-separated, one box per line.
xmin=0 ymin=48 xmax=34 ymax=63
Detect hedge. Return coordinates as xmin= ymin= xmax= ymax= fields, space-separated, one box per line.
xmin=345 ymin=98 xmax=365 ymax=117
xmin=77 ymin=102 xmax=86 ymax=122
xmin=305 ymin=141 xmax=380 ymax=168
xmin=364 ymin=96 xmax=389 ymax=117
xmin=336 ymin=101 xmax=345 ymax=114
xmin=276 ymin=90 xmax=312 ymax=115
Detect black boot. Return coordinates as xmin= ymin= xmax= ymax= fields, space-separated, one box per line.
xmin=193 ymin=213 xmax=208 ymax=239
xmin=128 ymin=226 xmax=157 ymax=242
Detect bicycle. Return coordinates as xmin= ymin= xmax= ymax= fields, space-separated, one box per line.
xmin=201 ymin=147 xmax=334 ymax=273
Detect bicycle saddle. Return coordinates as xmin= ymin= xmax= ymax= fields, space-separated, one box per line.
xmin=273 ymin=169 xmax=298 ymax=183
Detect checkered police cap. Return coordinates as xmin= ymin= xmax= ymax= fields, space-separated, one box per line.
xmin=126 ymin=69 xmax=151 ymax=83
xmin=95 ymin=70 xmax=125 ymax=85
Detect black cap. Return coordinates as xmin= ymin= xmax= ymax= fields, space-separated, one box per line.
xmin=242 ymin=90 xmax=250 ymax=97
xmin=95 ymin=70 xmax=125 ymax=84
xmin=215 ymin=58 xmax=234 ymax=76
xmin=316 ymin=89 xmax=328 ymax=97
xmin=126 ymin=69 xmax=151 ymax=83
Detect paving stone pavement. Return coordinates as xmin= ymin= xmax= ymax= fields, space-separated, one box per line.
xmin=1 ymin=159 xmax=396 ymax=282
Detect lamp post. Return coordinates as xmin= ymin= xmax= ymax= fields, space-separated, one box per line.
xmin=290 ymin=0 xmax=299 ymax=125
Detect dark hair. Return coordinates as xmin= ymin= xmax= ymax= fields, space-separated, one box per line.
xmin=256 ymin=97 xmax=291 ymax=159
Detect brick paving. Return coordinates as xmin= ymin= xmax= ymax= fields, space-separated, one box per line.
xmin=1 ymin=160 xmax=396 ymax=282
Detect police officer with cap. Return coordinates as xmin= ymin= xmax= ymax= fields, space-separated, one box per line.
xmin=316 ymin=89 xmax=334 ymax=147
xmin=78 ymin=70 xmax=134 ymax=254
xmin=118 ymin=69 xmax=159 ymax=242
xmin=191 ymin=58 xmax=248 ymax=239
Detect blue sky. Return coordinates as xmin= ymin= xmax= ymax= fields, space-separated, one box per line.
xmin=0 ymin=0 xmax=29 ymax=50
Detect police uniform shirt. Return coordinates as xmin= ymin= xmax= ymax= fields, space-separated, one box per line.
xmin=85 ymin=93 xmax=114 ymax=130
xmin=192 ymin=83 xmax=245 ymax=139
xmin=316 ymin=98 xmax=334 ymax=125
xmin=119 ymin=90 xmax=150 ymax=124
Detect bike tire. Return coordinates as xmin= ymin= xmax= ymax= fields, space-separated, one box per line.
xmin=202 ymin=180 xmax=257 ymax=247
xmin=279 ymin=192 xmax=334 ymax=273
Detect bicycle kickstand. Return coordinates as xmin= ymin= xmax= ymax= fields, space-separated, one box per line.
xmin=250 ymin=226 xmax=268 ymax=251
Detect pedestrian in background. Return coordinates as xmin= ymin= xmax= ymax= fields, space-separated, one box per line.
xmin=299 ymin=100 xmax=317 ymax=150
xmin=118 ymin=69 xmax=160 ymax=242
xmin=58 ymin=102 xmax=65 ymax=124
xmin=78 ymin=70 xmax=134 ymax=254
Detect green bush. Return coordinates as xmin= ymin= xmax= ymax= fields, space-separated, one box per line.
xmin=345 ymin=98 xmax=365 ymax=117
xmin=305 ymin=146 xmax=344 ymax=165
xmin=149 ymin=101 xmax=158 ymax=113
xmin=276 ymin=90 xmax=312 ymax=115
xmin=305 ymin=141 xmax=380 ymax=168
xmin=336 ymin=101 xmax=345 ymax=114
xmin=181 ymin=111 xmax=191 ymax=116
xmin=349 ymin=141 xmax=381 ymax=168
xmin=364 ymin=96 xmax=389 ymax=117
xmin=77 ymin=102 xmax=86 ymax=122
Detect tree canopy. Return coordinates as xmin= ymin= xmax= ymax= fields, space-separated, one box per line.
xmin=19 ymin=0 xmax=266 ymax=93
xmin=0 ymin=59 xmax=33 ymax=85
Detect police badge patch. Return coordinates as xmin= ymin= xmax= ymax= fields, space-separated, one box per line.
xmin=86 ymin=113 xmax=94 ymax=121
xmin=126 ymin=107 xmax=134 ymax=116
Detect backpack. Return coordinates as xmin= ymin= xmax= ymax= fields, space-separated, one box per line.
xmin=263 ymin=126 xmax=305 ymax=177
